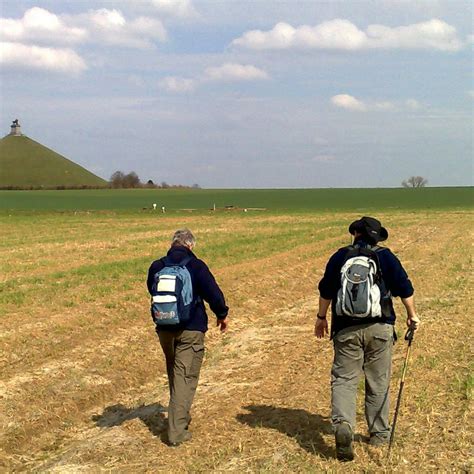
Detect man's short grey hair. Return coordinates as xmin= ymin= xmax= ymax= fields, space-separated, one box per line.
xmin=171 ymin=228 xmax=196 ymax=247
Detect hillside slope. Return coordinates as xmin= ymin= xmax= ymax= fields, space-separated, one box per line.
xmin=0 ymin=135 xmax=106 ymax=188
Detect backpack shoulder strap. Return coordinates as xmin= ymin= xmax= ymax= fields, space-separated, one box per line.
xmin=163 ymin=255 xmax=193 ymax=267
xmin=338 ymin=245 xmax=354 ymax=251
xmin=364 ymin=245 xmax=384 ymax=278
xmin=179 ymin=256 xmax=193 ymax=267
xmin=343 ymin=244 xmax=360 ymax=260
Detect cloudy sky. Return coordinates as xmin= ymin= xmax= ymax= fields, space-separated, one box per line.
xmin=1 ymin=0 xmax=472 ymax=188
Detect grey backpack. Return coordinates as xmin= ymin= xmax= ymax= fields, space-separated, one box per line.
xmin=336 ymin=245 xmax=383 ymax=318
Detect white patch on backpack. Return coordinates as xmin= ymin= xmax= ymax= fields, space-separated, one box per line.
xmin=157 ymin=276 xmax=176 ymax=293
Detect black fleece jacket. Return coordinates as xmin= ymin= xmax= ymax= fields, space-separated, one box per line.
xmin=147 ymin=245 xmax=228 ymax=332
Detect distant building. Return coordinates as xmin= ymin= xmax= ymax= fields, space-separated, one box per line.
xmin=10 ymin=119 xmax=22 ymax=136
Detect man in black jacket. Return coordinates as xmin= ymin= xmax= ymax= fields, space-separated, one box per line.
xmin=315 ymin=217 xmax=419 ymax=461
xmin=147 ymin=228 xmax=229 ymax=446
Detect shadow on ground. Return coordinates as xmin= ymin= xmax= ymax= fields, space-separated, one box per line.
xmin=92 ymin=402 xmax=167 ymax=437
xmin=236 ymin=404 xmax=333 ymax=458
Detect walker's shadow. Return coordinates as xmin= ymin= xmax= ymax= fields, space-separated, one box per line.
xmin=92 ymin=402 xmax=167 ymax=437
xmin=236 ymin=405 xmax=333 ymax=458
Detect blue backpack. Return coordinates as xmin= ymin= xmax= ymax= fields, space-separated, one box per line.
xmin=150 ymin=256 xmax=194 ymax=326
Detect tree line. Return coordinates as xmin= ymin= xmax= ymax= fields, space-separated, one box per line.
xmin=109 ymin=171 xmax=200 ymax=189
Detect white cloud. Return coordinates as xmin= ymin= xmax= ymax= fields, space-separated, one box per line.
xmin=233 ymin=20 xmax=365 ymax=51
xmin=232 ymin=18 xmax=464 ymax=52
xmin=88 ymin=8 xmax=126 ymax=29
xmin=405 ymin=99 xmax=422 ymax=109
xmin=204 ymin=63 xmax=269 ymax=82
xmin=0 ymin=7 xmax=166 ymax=50
xmin=366 ymin=19 xmax=463 ymax=51
xmin=374 ymin=101 xmax=396 ymax=111
xmin=158 ymin=63 xmax=269 ymax=94
xmin=331 ymin=94 xmax=367 ymax=111
xmin=150 ymin=0 xmax=197 ymax=18
xmin=331 ymin=95 xmax=426 ymax=112
xmin=0 ymin=7 xmax=87 ymax=45
xmin=468 ymin=91 xmax=474 ymax=98
xmin=71 ymin=9 xmax=167 ymax=48
xmin=0 ymin=41 xmax=86 ymax=73
xmin=159 ymin=76 xmax=196 ymax=93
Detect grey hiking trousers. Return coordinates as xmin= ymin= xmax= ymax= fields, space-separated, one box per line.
xmin=158 ymin=329 xmax=205 ymax=443
xmin=331 ymin=322 xmax=394 ymax=438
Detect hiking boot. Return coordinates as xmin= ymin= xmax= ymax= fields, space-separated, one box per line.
xmin=167 ymin=431 xmax=192 ymax=447
xmin=335 ymin=422 xmax=354 ymax=461
xmin=369 ymin=434 xmax=389 ymax=446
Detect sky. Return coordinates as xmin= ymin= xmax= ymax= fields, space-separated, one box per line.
xmin=1 ymin=0 xmax=473 ymax=188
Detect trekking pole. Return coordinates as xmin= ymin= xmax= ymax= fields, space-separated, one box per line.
xmin=388 ymin=326 xmax=415 ymax=457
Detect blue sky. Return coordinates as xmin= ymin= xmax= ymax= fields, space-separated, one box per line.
xmin=1 ymin=0 xmax=472 ymax=187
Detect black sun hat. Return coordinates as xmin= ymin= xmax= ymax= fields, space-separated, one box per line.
xmin=348 ymin=216 xmax=388 ymax=243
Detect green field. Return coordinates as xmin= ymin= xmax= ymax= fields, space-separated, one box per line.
xmin=0 ymin=186 xmax=472 ymax=212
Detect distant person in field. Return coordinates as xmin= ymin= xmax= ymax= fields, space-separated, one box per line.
xmin=315 ymin=216 xmax=420 ymax=461
xmin=147 ymin=228 xmax=229 ymax=446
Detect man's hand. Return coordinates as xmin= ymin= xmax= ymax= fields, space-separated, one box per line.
xmin=316 ymin=297 xmax=331 ymax=339
xmin=406 ymin=314 xmax=420 ymax=330
xmin=216 ymin=317 xmax=228 ymax=333
xmin=401 ymin=296 xmax=419 ymax=330
xmin=315 ymin=317 xmax=328 ymax=338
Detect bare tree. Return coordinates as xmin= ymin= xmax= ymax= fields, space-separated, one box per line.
xmin=110 ymin=170 xmax=141 ymax=188
xmin=402 ymin=176 xmax=428 ymax=188
xmin=122 ymin=171 xmax=141 ymax=188
xmin=110 ymin=171 xmax=126 ymax=188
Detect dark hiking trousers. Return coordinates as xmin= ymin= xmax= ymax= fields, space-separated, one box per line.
xmin=331 ymin=322 xmax=393 ymax=439
xmin=158 ymin=329 xmax=205 ymax=443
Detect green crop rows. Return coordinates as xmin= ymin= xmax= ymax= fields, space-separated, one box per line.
xmin=0 ymin=187 xmax=472 ymax=213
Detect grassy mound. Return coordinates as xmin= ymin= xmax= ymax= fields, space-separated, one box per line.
xmin=0 ymin=134 xmax=107 ymax=189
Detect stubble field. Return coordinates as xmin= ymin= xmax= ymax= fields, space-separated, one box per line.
xmin=1 ymin=204 xmax=472 ymax=472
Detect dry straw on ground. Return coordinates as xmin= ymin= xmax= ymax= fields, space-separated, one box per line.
xmin=0 ymin=211 xmax=472 ymax=472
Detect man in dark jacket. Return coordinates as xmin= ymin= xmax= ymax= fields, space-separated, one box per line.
xmin=315 ymin=217 xmax=419 ymax=461
xmin=147 ymin=228 xmax=229 ymax=446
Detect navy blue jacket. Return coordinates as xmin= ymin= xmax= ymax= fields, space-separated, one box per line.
xmin=318 ymin=238 xmax=414 ymax=336
xmin=147 ymin=245 xmax=228 ymax=332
